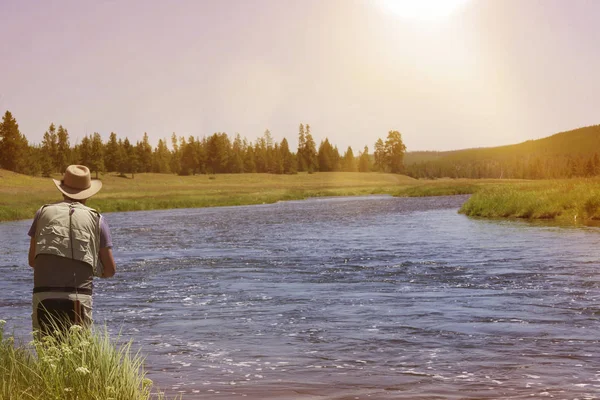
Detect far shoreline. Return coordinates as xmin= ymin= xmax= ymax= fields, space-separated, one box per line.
xmin=2 ymin=170 xmax=599 ymax=225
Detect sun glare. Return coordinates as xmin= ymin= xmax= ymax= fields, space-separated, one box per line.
xmin=380 ymin=0 xmax=470 ymax=21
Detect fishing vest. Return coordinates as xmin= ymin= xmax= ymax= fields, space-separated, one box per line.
xmin=34 ymin=202 xmax=101 ymax=275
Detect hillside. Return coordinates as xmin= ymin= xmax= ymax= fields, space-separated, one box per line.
xmin=405 ymin=124 xmax=600 ymax=179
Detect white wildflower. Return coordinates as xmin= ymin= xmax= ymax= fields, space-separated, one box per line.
xmin=60 ymin=344 xmax=73 ymax=356
xmin=0 ymin=319 xmax=6 ymax=325
xmin=69 ymin=325 xmax=83 ymax=332
xmin=64 ymin=387 xmax=73 ymax=392
xmin=76 ymin=366 xmax=91 ymax=375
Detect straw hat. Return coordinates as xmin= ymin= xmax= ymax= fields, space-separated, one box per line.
xmin=53 ymin=165 xmax=102 ymax=200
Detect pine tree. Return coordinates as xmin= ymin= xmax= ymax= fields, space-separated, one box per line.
xmin=318 ymin=138 xmax=335 ymax=172
xmin=169 ymin=133 xmax=181 ymax=175
xmin=140 ymin=132 xmax=153 ymax=173
xmin=358 ymin=146 xmax=371 ymax=172
xmin=89 ymin=132 xmax=105 ymax=179
xmin=342 ymin=146 xmax=356 ymax=172
xmin=78 ymin=135 xmax=92 ymax=167
xmin=304 ymin=124 xmax=318 ymax=173
xmin=56 ymin=125 xmax=70 ymax=172
xmin=243 ymin=138 xmax=256 ymax=173
xmin=41 ymin=123 xmax=57 ymax=177
xmin=104 ymin=132 xmax=120 ymax=172
xmin=230 ymin=134 xmax=245 ymax=173
xmin=297 ymin=123 xmax=306 ymax=172
xmin=280 ymin=138 xmax=296 ymax=174
xmin=181 ymin=136 xmax=199 ymax=175
xmin=373 ymin=138 xmax=386 ymax=172
xmin=153 ymin=138 xmax=171 ymax=173
xmin=0 ymin=111 xmax=29 ymax=173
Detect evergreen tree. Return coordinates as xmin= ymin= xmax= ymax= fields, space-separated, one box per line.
xmin=140 ymin=132 xmax=153 ymax=173
xmin=243 ymin=138 xmax=256 ymax=172
xmin=297 ymin=123 xmax=306 ymax=172
xmin=230 ymin=134 xmax=245 ymax=173
xmin=89 ymin=132 xmax=105 ymax=178
xmin=280 ymin=138 xmax=296 ymax=174
xmin=342 ymin=146 xmax=357 ymax=172
xmin=254 ymin=137 xmax=267 ymax=173
xmin=206 ymin=133 xmax=230 ymax=173
xmin=303 ymin=124 xmax=318 ymax=173
xmin=56 ymin=125 xmax=70 ymax=172
xmin=0 ymin=111 xmax=29 ymax=173
xmin=153 ymin=138 xmax=171 ymax=173
xmin=373 ymin=138 xmax=386 ymax=172
xmin=318 ymin=138 xmax=336 ymax=172
xmin=180 ymin=136 xmax=199 ymax=175
xmin=169 ymin=133 xmax=181 ymax=175
xmin=358 ymin=146 xmax=371 ymax=172
xmin=41 ymin=123 xmax=57 ymax=177
xmin=78 ymin=135 xmax=92 ymax=167
xmin=104 ymin=132 xmax=120 ymax=172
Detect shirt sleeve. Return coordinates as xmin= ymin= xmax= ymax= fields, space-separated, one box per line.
xmin=27 ymin=209 xmax=41 ymax=237
xmin=99 ymin=216 xmax=113 ymax=248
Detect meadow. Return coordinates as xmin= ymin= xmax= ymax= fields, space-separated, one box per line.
xmin=0 ymin=169 xmax=490 ymax=222
xmin=2 ymin=169 xmax=599 ymax=224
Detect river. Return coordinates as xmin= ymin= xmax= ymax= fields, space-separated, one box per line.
xmin=1 ymin=195 xmax=599 ymax=399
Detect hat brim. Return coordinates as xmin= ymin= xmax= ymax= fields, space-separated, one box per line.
xmin=52 ymin=179 xmax=103 ymax=200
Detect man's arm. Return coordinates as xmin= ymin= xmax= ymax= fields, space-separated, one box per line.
xmin=28 ymin=237 xmax=36 ymax=268
xmin=99 ymin=247 xmax=116 ymax=278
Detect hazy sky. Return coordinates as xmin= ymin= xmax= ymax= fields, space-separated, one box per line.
xmin=1 ymin=0 xmax=599 ymax=152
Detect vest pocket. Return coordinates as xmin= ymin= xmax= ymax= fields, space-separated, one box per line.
xmin=37 ymin=225 xmax=70 ymax=257
xmin=72 ymin=229 xmax=92 ymax=265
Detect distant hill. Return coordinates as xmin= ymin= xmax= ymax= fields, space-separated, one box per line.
xmin=404 ymin=125 xmax=600 ymax=179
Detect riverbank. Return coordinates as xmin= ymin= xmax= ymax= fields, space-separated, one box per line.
xmin=0 ymin=169 xmax=501 ymax=222
xmin=459 ymin=178 xmax=600 ymax=223
xmin=3 ymin=169 xmax=599 ymax=224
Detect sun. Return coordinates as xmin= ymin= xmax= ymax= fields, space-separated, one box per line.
xmin=380 ymin=0 xmax=470 ymax=21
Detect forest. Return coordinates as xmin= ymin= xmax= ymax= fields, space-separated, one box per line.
xmin=404 ymin=125 xmax=600 ymax=179
xmin=2 ymin=110 xmax=599 ymax=180
xmin=0 ymin=111 xmax=406 ymax=178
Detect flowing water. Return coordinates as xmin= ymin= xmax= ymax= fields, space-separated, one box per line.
xmin=1 ymin=195 xmax=600 ymax=399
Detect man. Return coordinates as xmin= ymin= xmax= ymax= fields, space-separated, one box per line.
xmin=28 ymin=165 xmax=116 ymax=333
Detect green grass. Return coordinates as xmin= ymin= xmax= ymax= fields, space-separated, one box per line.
xmin=1 ymin=170 xmax=423 ymax=221
xmin=4 ymin=169 xmax=598 ymax=224
xmin=0 ymin=321 xmax=171 ymax=400
xmin=459 ymin=179 xmax=600 ymax=222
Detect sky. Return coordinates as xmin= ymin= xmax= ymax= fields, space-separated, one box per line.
xmin=1 ymin=0 xmax=599 ymax=152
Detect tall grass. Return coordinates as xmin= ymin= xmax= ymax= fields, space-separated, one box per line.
xmin=0 ymin=321 xmax=170 ymax=400
xmin=460 ymin=179 xmax=600 ymax=222
xmin=1 ymin=170 xmax=419 ymax=221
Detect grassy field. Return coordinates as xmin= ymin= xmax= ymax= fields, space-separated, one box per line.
xmin=3 ymin=169 xmax=599 ymax=224
xmin=0 ymin=169 xmax=499 ymax=222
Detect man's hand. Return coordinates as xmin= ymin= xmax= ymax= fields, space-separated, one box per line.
xmin=28 ymin=237 xmax=36 ymax=268
xmin=99 ymin=248 xmax=116 ymax=278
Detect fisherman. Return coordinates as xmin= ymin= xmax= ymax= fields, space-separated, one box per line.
xmin=27 ymin=165 xmax=116 ymax=334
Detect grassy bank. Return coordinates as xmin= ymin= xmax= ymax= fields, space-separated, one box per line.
xmin=5 ymin=169 xmax=597 ymax=224
xmin=459 ymin=179 xmax=600 ymax=222
xmin=0 ymin=321 xmax=169 ymax=399
xmin=0 ymin=169 xmax=500 ymax=222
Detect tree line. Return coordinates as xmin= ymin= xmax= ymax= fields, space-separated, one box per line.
xmin=0 ymin=110 xmax=407 ymax=178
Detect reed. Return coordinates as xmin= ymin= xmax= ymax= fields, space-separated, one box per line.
xmin=459 ymin=179 xmax=600 ymax=222
xmin=0 ymin=321 xmax=170 ymax=400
